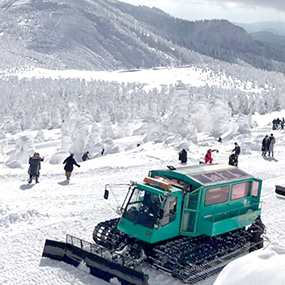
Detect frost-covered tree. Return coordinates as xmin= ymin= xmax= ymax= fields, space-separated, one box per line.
xmin=61 ymin=102 xmax=94 ymax=159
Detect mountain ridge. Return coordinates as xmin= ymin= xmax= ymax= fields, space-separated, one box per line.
xmin=0 ymin=0 xmax=284 ymax=73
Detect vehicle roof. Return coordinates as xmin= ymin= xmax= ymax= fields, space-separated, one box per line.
xmin=150 ymin=164 xmax=254 ymax=187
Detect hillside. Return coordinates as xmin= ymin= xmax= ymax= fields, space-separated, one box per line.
xmin=0 ymin=0 xmax=284 ymax=73
xmin=236 ymin=22 xmax=285 ymax=37
xmin=251 ymin=31 xmax=285 ymax=46
xmin=0 ymin=0 xmax=204 ymax=70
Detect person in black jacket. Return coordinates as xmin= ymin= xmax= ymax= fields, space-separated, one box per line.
xmin=179 ymin=149 xmax=187 ymax=164
xmin=63 ymin=154 xmax=80 ymax=181
xmin=232 ymin=142 xmax=241 ymax=156
xmin=82 ymin=151 xmax=89 ymax=161
xmin=261 ymin=135 xmax=269 ymax=156
xmin=28 ymin=152 xmax=44 ymax=183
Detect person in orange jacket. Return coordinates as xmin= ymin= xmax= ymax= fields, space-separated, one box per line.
xmin=205 ymin=149 xmax=219 ymax=163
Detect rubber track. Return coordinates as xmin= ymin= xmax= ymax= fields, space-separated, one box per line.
xmin=93 ymin=220 xmax=256 ymax=284
xmin=148 ymin=229 xmax=252 ymax=283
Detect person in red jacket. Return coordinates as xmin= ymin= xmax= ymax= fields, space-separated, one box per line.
xmin=205 ymin=149 xmax=219 ymax=163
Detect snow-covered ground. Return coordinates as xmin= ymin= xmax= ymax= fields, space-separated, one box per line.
xmin=12 ymin=66 xmax=266 ymax=93
xmin=1 ymin=111 xmax=285 ymax=285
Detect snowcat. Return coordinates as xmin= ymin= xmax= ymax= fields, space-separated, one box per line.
xmin=42 ymin=164 xmax=265 ymax=285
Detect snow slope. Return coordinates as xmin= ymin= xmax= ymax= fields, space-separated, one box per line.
xmin=1 ymin=111 xmax=285 ymax=284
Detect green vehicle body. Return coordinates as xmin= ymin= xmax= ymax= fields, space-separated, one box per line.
xmin=117 ymin=164 xmax=262 ymax=244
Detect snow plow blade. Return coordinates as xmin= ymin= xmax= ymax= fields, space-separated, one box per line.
xmin=275 ymin=185 xmax=285 ymax=196
xmin=42 ymin=235 xmax=149 ymax=285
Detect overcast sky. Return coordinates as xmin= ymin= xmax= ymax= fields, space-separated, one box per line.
xmin=120 ymin=0 xmax=285 ymax=23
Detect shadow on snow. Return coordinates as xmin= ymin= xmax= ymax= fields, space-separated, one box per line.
xmin=20 ymin=183 xmax=35 ymax=190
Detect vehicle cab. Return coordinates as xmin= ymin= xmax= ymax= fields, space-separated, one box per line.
xmin=118 ymin=177 xmax=183 ymax=243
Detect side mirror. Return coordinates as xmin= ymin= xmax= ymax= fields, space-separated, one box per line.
xmin=158 ymin=209 xmax=164 ymax=219
xmin=104 ymin=189 xmax=109 ymax=200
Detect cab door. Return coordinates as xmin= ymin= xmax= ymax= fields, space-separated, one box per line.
xmin=180 ymin=189 xmax=201 ymax=236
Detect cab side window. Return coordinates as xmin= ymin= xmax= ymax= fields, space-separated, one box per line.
xmin=205 ymin=186 xmax=229 ymax=206
xmin=231 ymin=182 xmax=251 ymax=200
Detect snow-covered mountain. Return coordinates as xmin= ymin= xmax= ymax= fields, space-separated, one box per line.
xmin=0 ymin=0 xmax=285 ymax=73
xmin=0 ymin=0 xmax=201 ymax=70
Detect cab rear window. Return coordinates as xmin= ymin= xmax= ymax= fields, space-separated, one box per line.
xmin=252 ymin=181 xmax=259 ymax=197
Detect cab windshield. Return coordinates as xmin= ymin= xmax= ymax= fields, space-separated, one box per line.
xmin=123 ymin=188 xmax=164 ymax=229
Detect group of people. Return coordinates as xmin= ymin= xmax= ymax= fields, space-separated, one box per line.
xmin=179 ymin=142 xmax=241 ymax=166
xmin=27 ymin=151 xmax=91 ymax=184
xmin=27 ymin=148 xmax=108 ymax=184
xmin=29 ymin=133 xmax=275 ymax=184
xmin=261 ymin=134 xmax=276 ymax=157
xmin=272 ymin=118 xmax=284 ymax=130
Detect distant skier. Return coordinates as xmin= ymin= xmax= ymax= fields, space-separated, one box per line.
xmin=28 ymin=152 xmax=44 ymax=183
xmin=218 ymin=137 xmax=222 ymax=143
xmin=82 ymin=151 xmax=89 ymax=161
xmin=232 ymin=142 xmax=241 ymax=156
xmin=205 ymin=149 xmax=219 ymax=164
xmin=228 ymin=153 xmax=238 ymax=166
xmin=179 ymin=149 xmax=187 ymax=164
xmin=268 ymin=134 xmax=276 ymax=157
xmin=63 ymin=154 xmax=80 ymax=181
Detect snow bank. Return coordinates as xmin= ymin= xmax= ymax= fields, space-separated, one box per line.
xmin=214 ymin=244 xmax=285 ymax=285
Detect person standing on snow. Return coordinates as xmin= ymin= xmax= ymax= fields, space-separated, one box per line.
xmin=179 ymin=149 xmax=187 ymax=164
xmin=63 ymin=153 xmax=80 ymax=181
xmin=232 ymin=142 xmax=241 ymax=156
xmin=205 ymin=149 xmax=219 ymax=164
xmin=261 ymin=135 xmax=269 ymax=156
xmin=268 ymin=134 xmax=276 ymax=157
xmin=28 ymin=152 xmax=44 ymax=183
xmin=82 ymin=151 xmax=89 ymax=161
